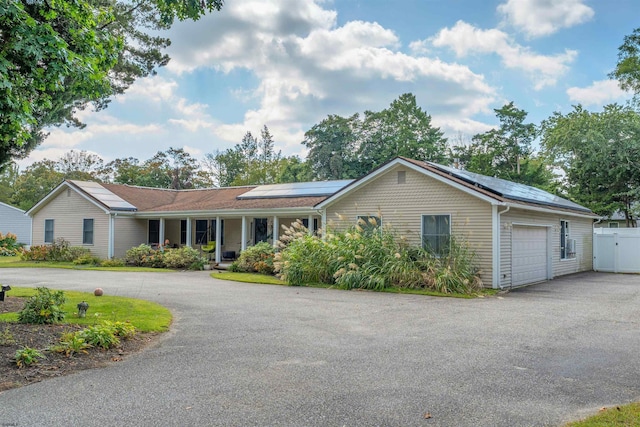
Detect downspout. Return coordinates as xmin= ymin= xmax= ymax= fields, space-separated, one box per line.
xmin=494 ymin=205 xmax=510 ymax=290
xmin=592 ymin=217 xmax=603 ymax=272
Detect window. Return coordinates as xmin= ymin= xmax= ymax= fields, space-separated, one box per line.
xmin=195 ymin=220 xmax=208 ymax=244
xmin=44 ymin=219 xmax=54 ymax=243
xmin=180 ymin=220 xmax=187 ymax=245
xmin=83 ymin=219 xmax=94 ymax=245
xmin=560 ymin=220 xmax=576 ymax=260
xmin=397 ymin=170 xmax=406 ymax=184
xmin=422 ymin=214 xmax=450 ymax=256
xmin=357 ymin=215 xmax=382 ymax=233
xmin=609 ymin=222 xmax=619 ymax=228
xmin=148 ymin=220 xmax=160 ymax=245
xmin=302 ymin=218 xmax=319 ymax=233
xmin=210 ymin=219 xmax=224 ymax=245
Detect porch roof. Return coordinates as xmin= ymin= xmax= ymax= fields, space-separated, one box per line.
xmin=101 ymin=183 xmax=327 ymax=213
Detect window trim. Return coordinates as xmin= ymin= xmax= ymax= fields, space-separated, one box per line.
xmin=82 ymin=218 xmax=94 ymax=245
xmin=608 ymin=222 xmax=619 ymax=229
xmin=421 ymin=214 xmax=451 ymax=256
xmin=44 ymin=219 xmax=54 ymax=244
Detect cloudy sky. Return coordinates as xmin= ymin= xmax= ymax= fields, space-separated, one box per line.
xmin=22 ymin=0 xmax=637 ymax=168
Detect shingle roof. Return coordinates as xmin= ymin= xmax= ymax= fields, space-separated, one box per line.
xmin=99 ymin=183 xmax=327 ymax=212
xmin=400 ymin=157 xmax=595 ymax=215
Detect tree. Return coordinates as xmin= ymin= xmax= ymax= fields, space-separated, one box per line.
xmin=0 ymin=163 xmax=19 ymax=205
xmin=610 ymin=27 xmax=640 ymax=96
xmin=541 ymin=104 xmax=640 ymax=225
xmin=0 ymin=0 xmax=224 ymax=170
xmin=303 ymin=114 xmax=361 ymax=180
xmin=453 ymin=102 xmax=553 ymax=189
xmin=205 ymin=126 xmax=286 ymax=186
xmin=12 ymin=160 xmax=64 ymax=210
xmin=358 ymin=93 xmax=448 ymax=172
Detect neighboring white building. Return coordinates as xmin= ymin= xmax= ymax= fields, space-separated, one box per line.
xmin=0 ymin=201 xmax=31 ymax=245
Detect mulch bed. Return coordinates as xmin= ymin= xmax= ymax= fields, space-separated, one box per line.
xmin=0 ymin=296 xmax=160 ymax=393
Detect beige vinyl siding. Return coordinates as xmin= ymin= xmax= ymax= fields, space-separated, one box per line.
xmin=325 ymin=165 xmax=494 ymax=286
xmin=500 ymin=208 xmax=593 ymax=286
xmin=113 ymin=217 xmax=146 ymax=258
xmin=32 ymin=189 xmax=109 ymax=259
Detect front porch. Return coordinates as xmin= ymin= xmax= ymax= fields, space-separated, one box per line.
xmin=141 ymin=213 xmax=321 ymax=263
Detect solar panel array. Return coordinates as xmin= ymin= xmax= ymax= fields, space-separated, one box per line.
xmin=427 ymin=163 xmax=591 ymax=212
xmin=71 ymin=181 xmax=137 ymax=211
xmin=238 ymin=180 xmax=354 ymax=199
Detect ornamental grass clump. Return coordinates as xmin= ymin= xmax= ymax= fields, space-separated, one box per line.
xmin=275 ymin=219 xmax=482 ymax=294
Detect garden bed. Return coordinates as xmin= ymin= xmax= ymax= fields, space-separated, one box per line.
xmin=0 ymin=296 xmax=161 ymax=392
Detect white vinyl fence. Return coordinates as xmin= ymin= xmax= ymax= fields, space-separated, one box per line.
xmin=593 ymin=228 xmax=640 ymax=273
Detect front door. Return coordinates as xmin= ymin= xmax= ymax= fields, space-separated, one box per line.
xmin=254 ymin=218 xmax=268 ymax=244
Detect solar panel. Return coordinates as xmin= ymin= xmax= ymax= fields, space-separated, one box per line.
xmin=71 ymin=181 xmax=137 ymax=211
xmin=238 ymin=180 xmax=354 ymax=199
xmin=427 ymin=163 xmax=592 ymax=212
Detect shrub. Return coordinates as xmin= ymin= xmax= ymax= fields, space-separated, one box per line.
xmin=234 ymin=242 xmax=275 ymax=274
xmin=18 ymin=238 xmax=89 ymax=262
xmin=18 ymin=287 xmax=66 ymax=324
xmin=0 ymin=232 xmax=21 ymax=256
xmin=100 ymin=258 xmax=125 ymax=267
xmin=14 ymin=346 xmax=44 ymax=368
xmin=79 ymin=324 xmax=120 ymax=349
xmin=73 ymin=254 xmax=101 ymax=265
xmin=19 ymin=245 xmax=51 ymax=261
xmin=275 ymin=223 xmax=483 ymax=294
xmin=162 ymin=246 xmax=206 ymax=270
xmin=124 ymin=244 xmax=163 ymax=267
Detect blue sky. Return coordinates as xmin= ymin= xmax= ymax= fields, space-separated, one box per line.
xmin=22 ymin=0 xmax=638 ymax=168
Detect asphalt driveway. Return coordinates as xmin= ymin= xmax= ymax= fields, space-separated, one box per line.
xmin=0 ymin=269 xmax=638 ymax=426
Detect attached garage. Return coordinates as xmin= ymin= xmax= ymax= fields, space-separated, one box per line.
xmin=511 ymin=226 xmax=550 ymax=286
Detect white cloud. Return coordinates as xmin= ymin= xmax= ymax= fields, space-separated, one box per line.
xmin=118 ymin=76 xmax=178 ymax=103
xmin=431 ymin=20 xmax=576 ymax=89
xmin=498 ymin=0 xmax=594 ymax=38
xmin=566 ymin=79 xmax=630 ymax=106
xmin=161 ymin=1 xmax=497 ymax=153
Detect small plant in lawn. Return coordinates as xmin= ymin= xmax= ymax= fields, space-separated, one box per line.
xmin=0 ymin=327 xmax=16 ymax=345
xmin=51 ymin=331 xmax=92 ymax=357
xmin=18 ymin=287 xmax=66 ymax=324
xmin=79 ymin=323 xmax=120 ymax=349
xmin=14 ymin=346 xmax=44 ymax=368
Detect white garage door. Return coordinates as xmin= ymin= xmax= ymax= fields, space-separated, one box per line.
xmin=512 ymin=226 xmax=548 ymax=286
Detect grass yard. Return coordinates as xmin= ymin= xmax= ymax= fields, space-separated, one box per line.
xmin=0 ymin=287 xmax=172 ymax=332
xmin=565 ymin=403 xmax=640 ymax=426
xmin=213 ymin=271 xmax=498 ymax=298
xmin=0 ymin=256 xmax=170 ymax=272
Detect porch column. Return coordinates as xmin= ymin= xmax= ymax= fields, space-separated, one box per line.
xmin=186 ymin=218 xmax=192 ymax=247
xmin=308 ymin=214 xmax=314 ymax=235
xmin=241 ymin=216 xmax=247 ymax=251
xmin=159 ymin=218 xmax=165 ymax=247
xmin=215 ymin=216 xmax=221 ymax=263
xmin=272 ymin=216 xmax=279 ymax=248
xmin=321 ymin=209 xmax=327 ymax=239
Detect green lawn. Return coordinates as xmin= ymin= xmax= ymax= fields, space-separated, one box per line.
xmin=0 ymin=256 xmax=171 ymax=272
xmin=212 ymin=271 xmax=497 ymax=298
xmin=0 ymin=287 xmax=172 ymax=332
xmin=565 ymin=402 xmax=640 ymax=426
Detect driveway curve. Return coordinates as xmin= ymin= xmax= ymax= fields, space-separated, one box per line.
xmin=0 ymin=269 xmax=639 ymax=426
